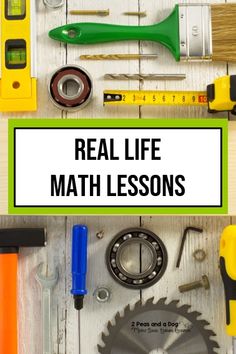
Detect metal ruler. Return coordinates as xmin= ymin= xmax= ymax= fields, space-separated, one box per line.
xmin=104 ymin=90 xmax=208 ymax=106
xmin=0 ymin=0 xmax=37 ymax=112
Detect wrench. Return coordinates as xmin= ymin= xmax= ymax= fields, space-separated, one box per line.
xmin=35 ymin=263 xmax=59 ymax=354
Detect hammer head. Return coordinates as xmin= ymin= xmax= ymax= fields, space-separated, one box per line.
xmin=0 ymin=228 xmax=47 ymax=249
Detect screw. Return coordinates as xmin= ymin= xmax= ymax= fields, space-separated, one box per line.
xmin=179 ymin=275 xmax=210 ymax=293
xmin=69 ymin=9 xmax=110 ymax=16
xmin=96 ymin=230 xmax=104 ymax=239
xmin=193 ymin=249 xmax=207 ymax=262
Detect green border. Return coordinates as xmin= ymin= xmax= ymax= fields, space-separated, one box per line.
xmin=8 ymin=118 xmax=228 ymax=215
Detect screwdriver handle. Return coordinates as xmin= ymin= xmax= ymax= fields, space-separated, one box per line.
xmin=71 ymin=225 xmax=88 ymax=310
xmin=220 ymin=225 xmax=236 ymax=336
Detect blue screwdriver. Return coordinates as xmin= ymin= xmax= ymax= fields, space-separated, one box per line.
xmin=71 ymin=224 xmax=88 ymax=310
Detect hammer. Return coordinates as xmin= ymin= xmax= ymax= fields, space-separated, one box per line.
xmin=0 ymin=228 xmax=46 ymax=354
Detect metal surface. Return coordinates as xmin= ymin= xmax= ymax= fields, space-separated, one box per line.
xmin=57 ymin=74 xmax=84 ymax=101
xmin=69 ymin=9 xmax=109 ymax=16
xmin=79 ymin=54 xmax=158 ymax=60
xmin=176 ymin=227 xmax=203 ymax=268
xmin=35 ymin=263 xmax=59 ymax=354
xmin=179 ymin=275 xmax=210 ymax=293
xmin=106 ymin=228 xmax=168 ymax=289
xmin=98 ymin=297 xmax=219 ymax=354
xmin=104 ymin=74 xmax=186 ymax=81
xmin=179 ymin=4 xmax=212 ymax=61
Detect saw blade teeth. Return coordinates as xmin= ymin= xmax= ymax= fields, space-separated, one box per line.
xmin=134 ymin=299 xmax=142 ymax=309
xmin=190 ymin=310 xmax=202 ymax=319
xmin=107 ymin=320 xmax=113 ymax=331
xmin=169 ymin=299 xmax=180 ymax=308
xmin=157 ymin=297 xmax=167 ymax=306
xmin=97 ymin=344 xmax=104 ymax=354
xmin=198 ymin=319 xmax=210 ymax=327
xmin=101 ymin=332 xmax=108 ymax=343
xmin=124 ymin=304 xmax=131 ymax=315
xmin=211 ymin=340 xmax=220 ymax=348
xmin=205 ymin=329 xmax=217 ymax=337
xmin=145 ymin=297 xmax=155 ymax=305
xmin=115 ymin=312 xmax=121 ymax=323
xmin=179 ymin=304 xmax=191 ymax=312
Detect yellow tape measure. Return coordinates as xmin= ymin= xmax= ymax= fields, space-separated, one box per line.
xmin=104 ymin=90 xmax=208 ymax=106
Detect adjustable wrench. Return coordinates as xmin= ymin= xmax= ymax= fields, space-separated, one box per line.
xmin=35 ymin=263 xmax=59 ymax=354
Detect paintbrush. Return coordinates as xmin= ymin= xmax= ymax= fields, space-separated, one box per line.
xmin=49 ymin=3 xmax=236 ymax=62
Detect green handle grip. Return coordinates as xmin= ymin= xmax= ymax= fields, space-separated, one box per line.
xmin=49 ymin=5 xmax=180 ymax=61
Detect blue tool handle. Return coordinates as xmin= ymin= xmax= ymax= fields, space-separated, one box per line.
xmin=71 ymin=225 xmax=88 ymax=310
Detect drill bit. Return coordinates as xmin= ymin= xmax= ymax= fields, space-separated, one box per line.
xmin=124 ymin=11 xmax=147 ymax=17
xmin=79 ymin=54 xmax=158 ymax=60
xmin=70 ymin=9 xmax=109 ymax=16
xmin=104 ymin=73 xmax=186 ymax=80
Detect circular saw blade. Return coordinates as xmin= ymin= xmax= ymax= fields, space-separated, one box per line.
xmin=98 ymin=298 xmax=219 ymax=354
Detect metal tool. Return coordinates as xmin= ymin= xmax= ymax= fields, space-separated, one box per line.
xmin=104 ymin=73 xmax=186 ymax=81
xmin=176 ymin=227 xmax=203 ymax=268
xmin=193 ymin=249 xmax=207 ymax=262
xmin=48 ymin=65 xmax=93 ymax=111
xmin=71 ymin=225 xmax=88 ymax=310
xmin=94 ymin=287 xmax=111 ymax=303
xmin=0 ymin=228 xmax=46 ymax=354
xmin=123 ymin=11 xmax=147 ymax=17
xmin=106 ymin=228 xmax=167 ymax=289
xmin=35 ymin=263 xmax=59 ymax=354
xmin=70 ymin=9 xmax=109 ymax=16
xmin=98 ymin=297 xmax=220 ymax=354
xmin=179 ymin=275 xmax=210 ymax=293
xmin=0 ymin=0 xmax=37 ymax=112
xmin=80 ymin=54 xmax=158 ymax=60
xmin=43 ymin=0 xmax=64 ymax=8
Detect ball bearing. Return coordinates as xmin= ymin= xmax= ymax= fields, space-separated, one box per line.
xmin=106 ymin=228 xmax=168 ymax=289
xmin=48 ymin=65 xmax=92 ymax=111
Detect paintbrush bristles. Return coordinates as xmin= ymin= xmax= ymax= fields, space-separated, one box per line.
xmin=212 ymin=4 xmax=236 ymax=62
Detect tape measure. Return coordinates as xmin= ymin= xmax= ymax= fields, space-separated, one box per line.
xmin=0 ymin=0 xmax=37 ymax=112
xmin=104 ymin=75 xmax=236 ymax=114
xmin=104 ymin=90 xmax=207 ymax=106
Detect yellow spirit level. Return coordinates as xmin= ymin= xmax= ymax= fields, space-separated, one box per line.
xmin=0 ymin=0 xmax=37 ymax=112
